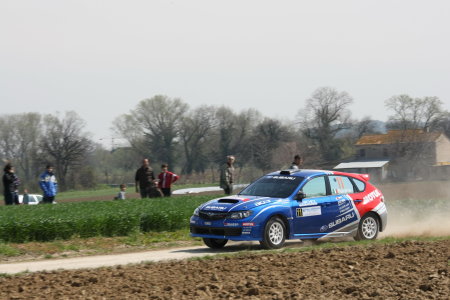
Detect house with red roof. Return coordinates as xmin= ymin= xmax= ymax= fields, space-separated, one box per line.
xmin=334 ymin=130 xmax=450 ymax=181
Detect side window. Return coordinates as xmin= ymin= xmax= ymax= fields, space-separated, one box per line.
xmin=302 ymin=176 xmax=327 ymax=197
xmin=351 ymin=178 xmax=366 ymax=192
xmin=329 ymin=176 xmax=355 ymax=195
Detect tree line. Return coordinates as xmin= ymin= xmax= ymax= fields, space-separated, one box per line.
xmin=1 ymin=87 xmax=448 ymax=191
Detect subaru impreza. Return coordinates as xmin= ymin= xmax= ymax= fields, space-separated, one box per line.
xmin=190 ymin=169 xmax=387 ymax=249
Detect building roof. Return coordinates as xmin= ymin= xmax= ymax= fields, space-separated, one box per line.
xmin=356 ymin=130 xmax=442 ymax=145
xmin=334 ymin=160 xmax=390 ymax=169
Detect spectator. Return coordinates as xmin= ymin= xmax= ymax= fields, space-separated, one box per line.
xmin=158 ymin=164 xmax=179 ymax=197
xmin=22 ymin=188 xmax=30 ymax=205
xmin=220 ymin=155 xmax=235 ymax=195
xmin=39 ymin=164 xmax=58 ymax=204
xmin=289 ymin=154 xmax=304 ymax=170
xmin=2 ymin=163 xmax=20 ymax=205
xmin=135 ymin=158 xmax=161 ymax=198
xmin=114 ymin=184 xmax=127 ymax=200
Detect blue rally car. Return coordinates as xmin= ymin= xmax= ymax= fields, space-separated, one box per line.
xmin=190 ymin=169 xmax=387 ymax=249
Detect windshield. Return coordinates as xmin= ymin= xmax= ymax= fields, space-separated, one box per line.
xmin=239 ymin=175 xmax=304 ymax=198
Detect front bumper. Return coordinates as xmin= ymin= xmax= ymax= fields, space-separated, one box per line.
xmin=189 ymin=216 xmax=262 ymax=241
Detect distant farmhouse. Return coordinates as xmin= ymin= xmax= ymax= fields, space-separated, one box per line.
xmin=334 ymin=130 xmax=450 ymax=182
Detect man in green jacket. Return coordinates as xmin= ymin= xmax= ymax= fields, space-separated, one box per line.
xmin=220 ymin=155 xmax=235 ymax=195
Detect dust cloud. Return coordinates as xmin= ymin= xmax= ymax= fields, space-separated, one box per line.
xmin=378 ymin=181 xmax=450 ymax=237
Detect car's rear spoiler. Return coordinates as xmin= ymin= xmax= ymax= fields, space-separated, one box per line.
xmin=353 ymin=173 xmax=370 ymax=182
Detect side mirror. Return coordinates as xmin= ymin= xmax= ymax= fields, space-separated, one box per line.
xmin=296 ymin=191 xmax=306 ymax=201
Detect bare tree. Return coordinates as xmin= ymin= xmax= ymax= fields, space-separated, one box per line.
xmin=180 ymin=105 xmax=216 ymax=174
xmin=352 ymin=117 xmax=381 ymax=139
xmin=40 ymin=111 xmax=93 ymax=190
xmin=112 ymin=114 xmax=149 ymax=157
xmin=435 ymin=111 xmax=450 ymax=138
xmin=210 ymin=107 xmax=261 ymax=164
xmin=0 ymin=113 xmax=42 ymax=189
xmin=114 ymin=95 xmax=188 ymax=168
xmin=385 ymin=95 xmax=444 ymax=131
xmin=299 ymin=87 xmax=354 ymax=161
xmin=251 ymin=118 xmax=293 ymax=171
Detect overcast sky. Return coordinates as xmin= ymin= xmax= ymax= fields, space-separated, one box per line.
xmin=1 ymin=0 xmax=449 ymax=147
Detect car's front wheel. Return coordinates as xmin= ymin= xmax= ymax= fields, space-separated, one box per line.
xmin=260 ymin=217 xmax=286 ymax=249
xmin=203 ymin=238 xmax=228 ymax=249
xmin=355 ymin=213 xmax=379 ymax=241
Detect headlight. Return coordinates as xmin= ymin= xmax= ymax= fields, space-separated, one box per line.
xmin=193 ymin=207 xmax=200 ymax=216
xmin=229 ymin=210 xmax=252 ymax=219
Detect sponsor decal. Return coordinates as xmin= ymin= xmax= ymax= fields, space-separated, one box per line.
xmin=255 ymin=200 xmax=271 ymax=206
xmin=320 ymin=225 xmax=328 ymax=232
xmin=363 ymin=189 xmax=381 ymax=204
xmin=204 ymin=221 xmax=212 ymax=225
xmin=337 ymin=198 xmax=352 ymax=214
xmin=328 ymin=212 xmax=355 ymax=229
xmin=297 ymin=206 xmax=322 ymax=217
xmin=299 ymin=199 xmax=318 ymax=207
xmin=268 ymin=176 xmax=296 ymax=180
xmin=242 ymin=232 xmax=251 ymax=235
xmin=242 ymin=222 xmax=255 ymax=226
xmin=205 ymin=205 xmax=227 ymax=211
xmin=224 ymin=223 xmax=239 ymax=227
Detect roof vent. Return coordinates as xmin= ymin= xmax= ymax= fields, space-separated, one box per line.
xmin=280 ymin=170 xmax=291 ymax=175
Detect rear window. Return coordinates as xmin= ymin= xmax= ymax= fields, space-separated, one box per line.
xmin=329 ymin=175 xmax=355 ymax=195
xmin=351 ymin=178 xmax=366 ymax=192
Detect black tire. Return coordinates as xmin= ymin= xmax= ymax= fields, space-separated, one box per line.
xmin=259 ymin=217 xmax=286 ymax=249
xmin=203 ymin=238 xmax=228 ymax=249
xmin=355 ymin=213 xmax=379 ymax=241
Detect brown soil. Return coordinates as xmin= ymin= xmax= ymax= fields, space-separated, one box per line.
xmin=1 ymin=239 xmax=448 ymax=299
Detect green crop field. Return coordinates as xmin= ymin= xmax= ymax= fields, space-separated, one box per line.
xmin=0 ymin=195 xmax=214 ymax=243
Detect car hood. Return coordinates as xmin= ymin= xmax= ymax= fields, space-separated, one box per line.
xmin=199 ymin=195 xmax=284 ymax=212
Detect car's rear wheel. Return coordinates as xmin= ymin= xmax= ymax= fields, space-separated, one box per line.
xmin=203 ymin=238 xmax=228 ymax=249
xmin=260 ymin=217 xmax=286 ymax=249
xmin=355 ymin=213 xmax=379 ymax=241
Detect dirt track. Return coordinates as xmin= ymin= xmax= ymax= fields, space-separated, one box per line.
xmin=1 ymin=239 xmax=448 ymax=299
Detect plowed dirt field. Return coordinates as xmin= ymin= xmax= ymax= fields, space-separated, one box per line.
xmin=1 ymin=239 xmax=448 ymax=299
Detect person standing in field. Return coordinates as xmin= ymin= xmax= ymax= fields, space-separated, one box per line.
xmin=22 ymin=189 xmax=30 ymax=205
xmin=39 ymin=164 xmax=58 ymax=204
xmin=135 ymin=158 xmax=161 ymax=198
xmin=114 ymin=183 xmax=127 ymax=200
xmin=289 ymin=154 xmax=304 ymax=170
xmin=158 ymin=164 xmax=179 ymax=197
xmin=2 ymin=163 xmax=20 ymax=205
xmin=220 ymin=155 xmax=235 ymax=195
